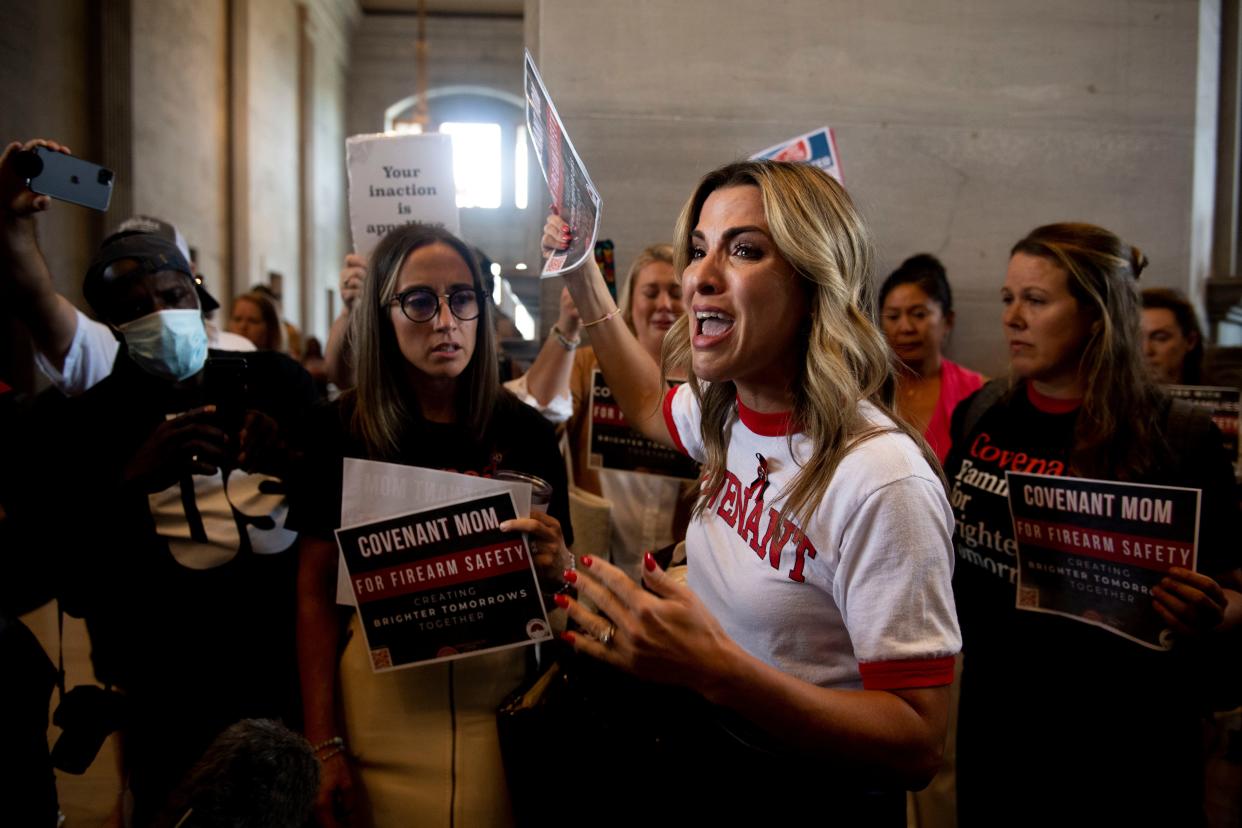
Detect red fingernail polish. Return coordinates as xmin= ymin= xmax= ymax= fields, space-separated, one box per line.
xmin=554 ymin=593 xmax=569 ymax=608
xmin=563 ymin=569 xmax=578 ymax=584
xmin=644 ymin=552 xmax=657 ymax=572
xmin=560 ymin=631 xmax=575 ymax=644
xmin=581 ymin=556 xmax=593 ymax=568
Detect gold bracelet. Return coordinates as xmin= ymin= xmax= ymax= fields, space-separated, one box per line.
xmin=581 ymin=307 xmax=622 ymax=328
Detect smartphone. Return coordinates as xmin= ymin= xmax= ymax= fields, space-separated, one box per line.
xmin=15 ymin=147 xmax=114 ymax=211
xmin=203 ymin=356 xmax=250 ymax=438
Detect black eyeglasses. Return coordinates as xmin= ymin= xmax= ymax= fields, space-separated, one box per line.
xmin=389 ymin=286 xmax=481 ymax=323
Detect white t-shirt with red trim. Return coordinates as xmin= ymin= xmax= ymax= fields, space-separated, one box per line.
xmin=663 ymin=384 xmax=961 ymax=691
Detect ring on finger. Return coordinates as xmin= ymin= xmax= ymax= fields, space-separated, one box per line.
xmin=598 ymin=624 xmax=615 ymax=647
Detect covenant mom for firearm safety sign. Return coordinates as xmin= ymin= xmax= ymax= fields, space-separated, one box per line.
xmin=1006 ymin=471 xmax=1200 ymax=650
xmin=587 ymin=370 xmax=698 ymax=480
xmin=336 ymin=491 xmax=552 ymax=671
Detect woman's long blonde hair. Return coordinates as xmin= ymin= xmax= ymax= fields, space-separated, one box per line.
xmin=616 ymin=243 xmax=675 ymax=333
xmin=662 ymin=160 xmax=936 ymax=528
xmin=1010 ymin=223 xmax=1160 ymax=479
xmin=349 ymin=223 xmax=500 ymax=459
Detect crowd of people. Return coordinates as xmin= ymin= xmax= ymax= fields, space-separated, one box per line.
xmin=2 ymin=132 xmax=1240 ymax=828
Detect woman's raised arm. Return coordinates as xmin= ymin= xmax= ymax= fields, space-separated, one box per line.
xmin=544 ymin=213 xmax=674 ymax=448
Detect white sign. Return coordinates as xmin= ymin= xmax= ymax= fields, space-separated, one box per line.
xmin=346 ymin=132 xmax=461 ymax=261
xmin=524 ymin=50 xmax=602 ymax=277
xmin=335 ymin=459 xmax=532 ymax=606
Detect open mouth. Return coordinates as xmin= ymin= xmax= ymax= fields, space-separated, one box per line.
xmin=695 ymin=309 xmax=735 ymax=339
xmin=431 ymin=342 xmax=461 ymax=355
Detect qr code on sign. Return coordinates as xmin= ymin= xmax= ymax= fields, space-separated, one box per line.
xmin=1018 ymin=587 xmax=1039 ymax=607
xmin=371 ymin=648 xmax=392 ymax=669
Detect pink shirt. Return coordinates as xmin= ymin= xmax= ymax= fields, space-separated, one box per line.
xmin=925 ymin=358 xmax=984 ymax=463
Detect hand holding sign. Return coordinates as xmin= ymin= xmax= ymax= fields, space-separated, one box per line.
xmin=524 ymin=50 xmax=602 ymax=277
xmin=499 ymin=511 xmax=571 ymax=579
xmin=1007 ymin=471 xmax=1205 ymax=649
xmin=339 ymin=253 xmax=366 ymax=311
xmin=346 ymin=132 xmax=460 ymax=261
xmin=336 ymin=491 xmax=552 ymax=671
xmin=1152 ymin=566 xmax=1228 ymax=638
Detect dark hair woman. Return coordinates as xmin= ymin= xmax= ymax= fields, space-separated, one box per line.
xmin=944 ymin=222 xmax=1241 ymax=827
xmin=289 ymin=223 xmax=574 ymax=828
xmin=878 ymin=253 xmax=983 ymax=461
xmin=1141 ymin=286 xmax=1205 ymax=384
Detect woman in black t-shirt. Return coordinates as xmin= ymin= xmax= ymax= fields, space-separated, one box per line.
xmin=945 ymin=222 xmax=1241 ymax=826
xmin=290 ymin=224 xmax=573 ymax=828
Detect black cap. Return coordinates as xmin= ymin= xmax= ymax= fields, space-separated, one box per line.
xmin=110 ymin=215 xmax=220 ymax=313
xmin=83 ymin=232 xmax=195 ymax=316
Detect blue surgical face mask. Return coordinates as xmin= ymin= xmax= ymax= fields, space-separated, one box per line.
xmin=118 ymin=309 xmax=208 ymax=381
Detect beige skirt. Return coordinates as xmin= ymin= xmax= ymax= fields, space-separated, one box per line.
xmin=339 ymin=614 xmax=528 ymax=827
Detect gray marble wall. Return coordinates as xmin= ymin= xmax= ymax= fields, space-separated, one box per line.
xmin=528 ymin=0 xmax=1220 ymax=376
xmin=0 ymin=0 xmax=356 ymax=344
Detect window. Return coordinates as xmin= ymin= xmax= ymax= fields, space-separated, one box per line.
xmin=440 ymin=122 xmax=501 ymax=209
xmin=515 ymin=125 xmax=529 ymax=210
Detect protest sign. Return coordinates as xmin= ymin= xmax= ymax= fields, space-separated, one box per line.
xmin=751 ymin=126 xmax=843 ymax=183
xmin=336 ymin=490 xmax=552 ymax=671
xmin=524 ymin=49 xmax=601 ymax=277
xmin=1166 ymin=384 xmax=1240 ymax=461
xmin=346 ymin=132 xmax=460 ymax=260
xmin=587 ymin=370 xmax=699 ymax=480
xmin=1006 ymin=471 xmax=1200 ymax=650
xmin=335 ymin=460 xmax=532 ymax=606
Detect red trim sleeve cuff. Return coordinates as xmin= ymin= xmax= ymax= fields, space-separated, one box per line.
xmin=663 ymin=385 xmax=688 ymax=456
xmin=858 ymin=655 xmax=956 ymax=690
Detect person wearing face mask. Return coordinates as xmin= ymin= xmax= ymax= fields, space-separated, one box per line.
xmin=944 ymin=224 xmax=1242 ymax=826
xmin=878 ymin=254 xmax=983 ymax=462
xmin=0 ymin=139 xmax=253 ymax=399
xmin=28 ymin=229 xmax=317 ymax=826
xmin=512 ymin=243 xmax=694 ymax=576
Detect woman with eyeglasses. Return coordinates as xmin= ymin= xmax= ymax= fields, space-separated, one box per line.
xmin=289 ymin=224 xmax=574 ymax=828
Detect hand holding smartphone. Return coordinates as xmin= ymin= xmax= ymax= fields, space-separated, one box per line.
xmin=11 ymin=145 xmax=114 ymax=212
xmin=203 ymin=356 xmax=250 ymax=440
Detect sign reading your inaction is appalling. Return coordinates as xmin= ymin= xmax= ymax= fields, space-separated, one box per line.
xmin=587 ymin=370 xmax=699 ymax=480
xmin=1006 ymin=471 xmax=1201 ymax=650
xmin=346 ymin=132 xmax=460 ymax=261
xmin=335 ymin=491 xmax=551 ymax=671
